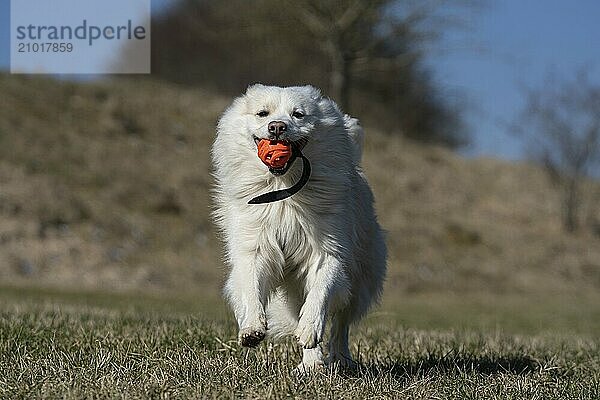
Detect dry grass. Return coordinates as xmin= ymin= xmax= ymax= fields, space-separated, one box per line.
xmin=0 ymin=288 xmax=599 ymax=399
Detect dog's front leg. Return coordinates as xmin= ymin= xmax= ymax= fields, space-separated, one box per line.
xmin=225 ymin=249 xmax=273 ymax=348
xmin=295 ymin=253 xmax=349 ymax=350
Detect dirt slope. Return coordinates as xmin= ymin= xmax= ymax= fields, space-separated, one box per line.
xmin=0 ymin=74 xmax=598 ymax=297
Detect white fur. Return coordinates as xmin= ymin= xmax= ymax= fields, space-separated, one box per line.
xmin=212 ymin=84 xmax=386 ymax=371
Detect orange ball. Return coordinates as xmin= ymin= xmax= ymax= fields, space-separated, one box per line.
xmin=257 ymin=139 xmax=293 ymax=169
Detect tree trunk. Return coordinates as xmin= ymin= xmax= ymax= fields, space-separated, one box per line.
xmin=328 ymin=40 xmax=351 ymax=111
xmin=563 ymin=176 xmax=580 ymax=233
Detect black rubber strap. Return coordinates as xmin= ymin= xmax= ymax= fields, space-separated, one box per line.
xmin=248 ymin=154 xmax=311 ymax=204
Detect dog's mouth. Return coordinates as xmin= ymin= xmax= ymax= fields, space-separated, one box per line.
xmin=253 ymin=136 xmax=308 ymax=176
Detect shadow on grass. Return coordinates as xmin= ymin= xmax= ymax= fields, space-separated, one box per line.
xmin=347 ymin=353 xmax=540 ymax=379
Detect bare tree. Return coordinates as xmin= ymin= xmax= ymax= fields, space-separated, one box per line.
xmin=274 ymin=0 xmax=473 ymax=146
xmin=518 ymin=72 xmax=600 ymax=232
xmin=287 ymin=0 xmax=451 ymax=110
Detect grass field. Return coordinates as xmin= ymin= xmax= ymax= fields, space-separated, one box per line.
xmin=1 ymin=286 xmax=598 ymax=399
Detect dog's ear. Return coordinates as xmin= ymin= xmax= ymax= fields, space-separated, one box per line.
xmin=300 ymin=85 xmax=322 ymax=101
xmin=299 ymin=85 xmax=345 ymax=116
xmin=246 ymin=83 xmax=266 ymax=94
xmin=318 ymin=95 xmax=343 ymax=116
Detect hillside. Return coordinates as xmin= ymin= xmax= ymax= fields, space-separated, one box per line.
xmin=0 ymin=74 xmax=599 ymax=300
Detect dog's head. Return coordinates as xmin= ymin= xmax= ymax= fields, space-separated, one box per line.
xmin=216 ymin=84 xmax=346 ymax=176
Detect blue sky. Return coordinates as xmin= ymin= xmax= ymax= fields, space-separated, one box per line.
xmin=431 ymin=1 xmax=600 ymax=159
xmin=1 ymin=1 xmax=599 ymax=160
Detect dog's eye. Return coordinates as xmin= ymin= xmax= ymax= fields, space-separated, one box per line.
xmin=256 ymin=110 xmax=269 ymax=117
xmin=292 ymin=111 xmax=304 ymax=119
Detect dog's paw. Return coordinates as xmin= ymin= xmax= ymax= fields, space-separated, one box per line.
xmin=328 ymin=354 xmax=357 ymax=369
xmin=295 ymin=359 xmax=325 ymax=376
xmin=295 ymin=347 xmax=325 ymax=376
xmin=238 ymin=326 xmax=266 ymax=348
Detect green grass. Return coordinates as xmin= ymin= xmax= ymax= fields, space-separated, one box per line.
xmin=0 ymin=287 xmax=599 ymax=399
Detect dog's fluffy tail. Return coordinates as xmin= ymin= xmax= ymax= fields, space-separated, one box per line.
xmin=344 ymin=115 xmax=364 ymax=165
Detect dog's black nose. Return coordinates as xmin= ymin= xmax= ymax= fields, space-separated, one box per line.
xmin=268 ymin=121 xmax=287 ymax=138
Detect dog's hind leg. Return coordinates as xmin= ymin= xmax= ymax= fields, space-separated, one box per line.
xmin=265 ymin=288 xmax=300 ymax=339
xmin=327 ymin=312 xmax=356 ymax=368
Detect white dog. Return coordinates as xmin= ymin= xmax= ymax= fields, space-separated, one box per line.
xmin=212 ymin=84 xmax=386 ymax=371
